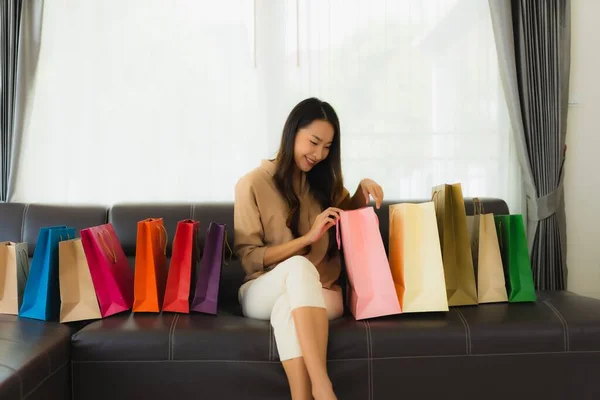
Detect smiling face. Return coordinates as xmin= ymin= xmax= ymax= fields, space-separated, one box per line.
xmin=293 ymin=119 xmax=335 ymax=173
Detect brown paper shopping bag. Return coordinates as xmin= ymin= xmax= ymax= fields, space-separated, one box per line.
xmin=432 ymin=183 xmax=478 ymax=306
xmin=59 ymin=238 xmax=102 ymax=323
xmin=466 ymin=199 xmax=508 ymax=304
xmin=0 ymin=242 xmax=30 ymax=315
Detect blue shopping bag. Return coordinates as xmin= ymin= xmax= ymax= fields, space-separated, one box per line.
xmin=19 ymin=226 xmax=75 ymax=321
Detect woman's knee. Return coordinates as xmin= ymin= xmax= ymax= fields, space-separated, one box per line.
xmin=281 ymin=256 xmax=320 ymax=281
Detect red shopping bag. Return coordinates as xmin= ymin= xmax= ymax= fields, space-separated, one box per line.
xmin=163 ymin=220 xmax=199 ymax=313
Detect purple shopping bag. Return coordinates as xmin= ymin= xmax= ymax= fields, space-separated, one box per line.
xmin=191 ymin=222 xmax=228 ymax=315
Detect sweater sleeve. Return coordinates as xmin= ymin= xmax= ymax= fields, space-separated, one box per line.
xmin=336 ymin=187 xmax=353 ymax=210
xmin=233 ymin=176 xmax=268 ymax=277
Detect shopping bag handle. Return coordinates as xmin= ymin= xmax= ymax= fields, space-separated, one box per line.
xmin=473 ymin=197 xmax=484 ymax=215
xmin=222 ymin=230 xmax=233 ymax=266
xmin=193 ymin=225 xmax=201 ymax=262
xmin=59 ymin=232 xmax=72 ymax=241
xmin=156 ymin=224 xmax=168 ymax=255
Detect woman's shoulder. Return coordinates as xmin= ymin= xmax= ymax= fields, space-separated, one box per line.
xmin=235 ymin=160 xmax=276 ymax=194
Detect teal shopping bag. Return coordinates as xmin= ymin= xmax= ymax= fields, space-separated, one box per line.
xmin=494 ymin=215 xmax=536 ymax=302
xmin=19 ymin=226 xmax=76 ymax=320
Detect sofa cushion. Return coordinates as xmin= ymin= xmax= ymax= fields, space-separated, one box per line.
xmin=71 ymin=311 xmax=370 ymax=364
xmin=0 ymin=315 xmax=73 ymax=400
xmin=537 ymin=291 xmax=600 ymax=351
xmin=70 ymin=291 xmax=600 ymax=400
xmin=70 ymin=291 xmax=584 ymax=364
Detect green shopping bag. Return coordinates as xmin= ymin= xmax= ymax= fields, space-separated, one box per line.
xmin=494 ymin=215 xmax=536 ymax=302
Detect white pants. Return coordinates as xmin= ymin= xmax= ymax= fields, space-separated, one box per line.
xmin=239 ymin=256 xmax=344 ymax=361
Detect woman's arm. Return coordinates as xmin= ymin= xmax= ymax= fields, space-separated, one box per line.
xmin=349 ymin=184 xmax=369 ymax=209
xmin=347 ymin=179 xmax=385 ymax=209
xmin=234 ymin=178 xmax=270 ymax=276
xmin=235 ymin=176 xmax=313 ymax=271
xmin=266 ymin=206 xmax=341 ymax=266
xmin=263 ymin=236 xmax=311 ymax=267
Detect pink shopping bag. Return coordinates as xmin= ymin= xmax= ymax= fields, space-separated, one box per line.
xmin=336 ymin=207 xmax=402 ymax=320
xmin=80 ymin=223 xmax=134 ymax=318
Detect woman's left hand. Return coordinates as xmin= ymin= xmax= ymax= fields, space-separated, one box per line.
xmin=359 ymin=178 xmax=384 ymax=209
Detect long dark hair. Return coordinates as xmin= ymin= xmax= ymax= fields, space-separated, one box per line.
xmin=273 ymin=97 xmax=344 ymax=259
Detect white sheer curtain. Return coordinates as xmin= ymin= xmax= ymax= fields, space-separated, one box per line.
xmin=12 ymin=0 xmax=522 ymax=211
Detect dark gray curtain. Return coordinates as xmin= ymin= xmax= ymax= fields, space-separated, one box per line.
xmin=489 ymin=0 xmax=571 ymax=290
xmin=0 ymin=0 xmax=43 ymax=201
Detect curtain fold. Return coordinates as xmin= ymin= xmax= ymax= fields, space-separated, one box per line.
xmin=489 ymin=0 xmax=571 ymax=290
xmin=0 ymin=0 xmax=43 ymax=201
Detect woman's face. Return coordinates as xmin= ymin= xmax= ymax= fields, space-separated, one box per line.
xmin=293 ymin=120 xmax=335 ymax=173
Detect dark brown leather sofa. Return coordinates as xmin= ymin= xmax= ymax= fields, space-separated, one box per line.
xmin=1 ymin=200 xmax=600 ymax=400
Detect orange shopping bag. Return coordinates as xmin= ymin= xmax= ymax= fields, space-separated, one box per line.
xmin=133 ymin=218 xmax=168 ymax=312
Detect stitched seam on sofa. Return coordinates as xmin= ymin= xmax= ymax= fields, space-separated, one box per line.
xmin=71 ymin=360 xmax=75 ymax=400
xmin=167 ymin=314 xmax=177 ymax=360
xmin=22 ymin=360 xmax=69 ymax=400
xmin=365 ymin=320 xmax=374 ymax=400
xmin=1 ymin=340 xmax=55 ymax=393
xmin=272 ymin=325 xmax=277 ymax=361
xmin=454 ymin=308 xmax=471 ymax=354
xmin=0 ymin=362 xmax=17 ymax=371
xmin=69 ymin=350 xmax=600 ymax=364
xmin=362 ymin=321 xmax=372 ymax=400
xmin=20 ymin=204 xmax=30 ymax=243
xmin=543 ymin=300 xmax=570 ymax=351
xmin=0 ymin=337 xmax=27 ymax=345
xmin=0 ymin=361 xmax=20 ymax=397
xmin=171 ymin=314 xmax=180 ymax=360
xmin=268 ymin=322 xmax=273 ymax=361
xmin=273 ymin=332 xmax=277 ymax=361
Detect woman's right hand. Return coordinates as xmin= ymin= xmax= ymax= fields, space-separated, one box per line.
xmin=302 ymin=207 xmax=343 ymax=245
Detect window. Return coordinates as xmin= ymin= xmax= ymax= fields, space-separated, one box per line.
xmin=13 ymin=0 xmax=521 ymax=210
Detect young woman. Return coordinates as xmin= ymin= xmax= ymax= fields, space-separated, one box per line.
xmin=234 ymin=98 xmax=384 ymax=400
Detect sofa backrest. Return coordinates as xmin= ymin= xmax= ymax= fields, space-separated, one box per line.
xmin=0 ymin=198 xmax=510 ymax=256
xmin=0 ymin=198 xmax=509 ymax=308
xmin=0 ymin=203 xmax=109 ymax=255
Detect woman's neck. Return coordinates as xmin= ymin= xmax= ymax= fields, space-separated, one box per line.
xmin=293 ymin=166 xmax=305 ymax=193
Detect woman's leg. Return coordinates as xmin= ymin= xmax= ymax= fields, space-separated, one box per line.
xmin=239 ymin=256 xmax=343 ymax=400
xmin=281 ymin=358 xmax=311 ymax=400
xmin=292 ymin=306 xmax=333 ymax=399
xmin=272 ymin=293 xmax=313 ymax=400
xmin=292 ymin=286 xmax=344 ymax=399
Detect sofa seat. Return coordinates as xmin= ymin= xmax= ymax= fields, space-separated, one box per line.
xmin=70 ymin=290 xmax=600 ymax=400
xmin=0 ymin=315 xmax=74 ymax=400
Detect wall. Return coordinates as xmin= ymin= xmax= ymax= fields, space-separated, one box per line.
xmin=565 ymin=0 xmax=600 ymax=298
